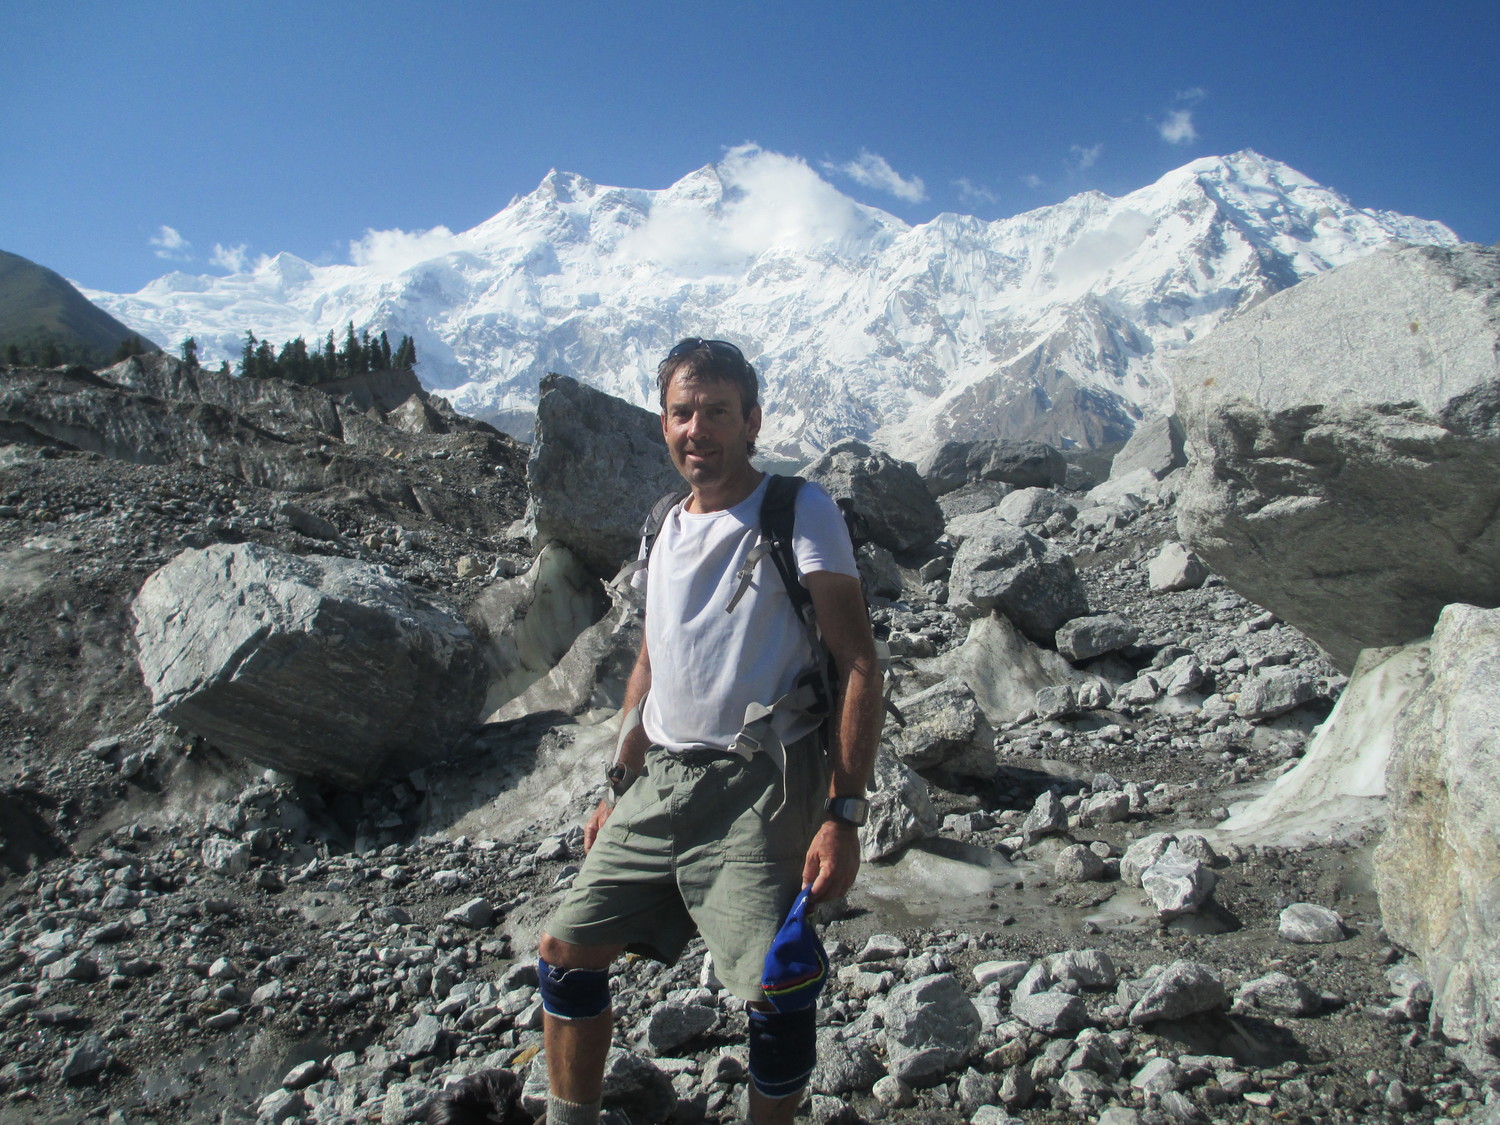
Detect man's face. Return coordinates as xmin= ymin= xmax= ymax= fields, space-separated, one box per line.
xmin=660 ymin=372 xmax=762 ymax=494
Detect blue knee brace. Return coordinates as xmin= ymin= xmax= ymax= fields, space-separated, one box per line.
xmin=537 ymin=958 xmax=611 ymax=1020
xmin=747 ymin=1005 xmax=817 ymax=1099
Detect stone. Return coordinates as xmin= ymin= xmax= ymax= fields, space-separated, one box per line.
xmin=1120 ymin=832 xmax=1176 ymax=887
xmin=1235 ymin=971 xmax=1322 ymax=1016
xmin=132 ymin=543 xmax=486 ymax=789
xmin=884 ymin=677 xmax=996 ymax=777
xmin=1376 ymin=603 xmax=1500 ymax=1061
xmin=598 ymin=1048 xmax=676 ymax=1124
xmin=256 ymin=1089 xmax=309 ymax=1124
xmin=806 ymin=439 xmax=946 ymax=554
xmin=1047 ymin=949 xmax=1117 ymax=990
xmin=397 ymin=1013 xmax=445 ymax=1058
xmin=1055 ymin=844 xmax=1108 ymax=883
xmin=58 ymin=1033 xmax=113 ymax=1081
xmin=863 ymin=747 xmax=940 ymax=862
xmin=973 ymin=961 xmax=1030 ymax=990
xmin=1141 ymin=854 xmax=1217 ymax=918
xmin=1112 ymin=414 xmax=1187 ymax=481
xmin=202 ymin=837 xmax=252 ymax=875
xmin=918 ymin=614 xmax=1092 ymax=727
xmin=811 ymin=1029 xmax=884 ymax=1095
xmin=883 ymin=973 xmax=982 ymax=1085
xmin=443 ymin=897 xmax=495 ymax=929
xmin=642 ymin=1000 xmax=716 ymax=1053
xmin=1055 ymin=613 xmax=1140 ymax=662
xmin=524 ymin=373 xmax=684 ymax=577
xmin=1132 ymin=1056 xmax=1184 ymax=1094
xmin=1010 ymin=989 xmax=1089 ymax=1035
xmin=1128 ymin=961 xmax=1228 ymax=1024
xmin=995 ymin=487 xmax=1077 ymax=529
xmin=381 ymin=1080 xmax=432 ymax=1124
xmin=1147 ymin=542 xmax=1209 ymax=593
xmin=1278 ymin=902 xmax=1347 ymax=944
xmin=1236 ymin=666 xmax=1319 ymax=720
xmin=918 ymin=438 xmax=1067 ymax=495
xmin=1174 ymin=243 xmax=1500 ymax=671
xmin=1020 ymin=789 xmax=1067 ymax=843
xmin=949 ymin=525 xmax=1089 ymax=643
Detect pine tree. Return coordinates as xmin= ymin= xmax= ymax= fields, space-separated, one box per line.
xmin=180 ymin=337 xmax=200 ymax=370
xmin=378 ymin=330 xmax=392 ymax=369
xmin=240 ymin=331 xmax=258 ymax=378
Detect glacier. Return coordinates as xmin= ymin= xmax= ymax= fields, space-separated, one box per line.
xmin=80 ymin=147 xmax=1457 ymax=461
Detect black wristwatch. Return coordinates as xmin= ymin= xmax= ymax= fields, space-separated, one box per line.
xmin=825 ymin=796 xmax=869 ymax=827
xmin=604 ymin=763 xmax=639 ymax=807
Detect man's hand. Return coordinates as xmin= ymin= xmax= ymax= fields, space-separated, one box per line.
xmin=801 ymin=818 xmax=860 ymax=904
xmin=583 ymin=799 xmax=612 ymax=852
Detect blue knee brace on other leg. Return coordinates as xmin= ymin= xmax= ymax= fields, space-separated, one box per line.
xmin=537 ymin=958 xmax=611 ymax=1020
xmin=747 ymin=1005 xmax=817 ymax=1099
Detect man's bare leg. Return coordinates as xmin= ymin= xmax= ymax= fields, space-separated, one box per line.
xmin=538 ymin=935 xmax=624 ymax=1117
xmin=747 ymin=1081 xmax=804 ymax=1125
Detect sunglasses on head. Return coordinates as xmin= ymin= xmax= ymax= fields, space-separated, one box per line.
xmin=665 ymin=338 xmax=747 ymax=365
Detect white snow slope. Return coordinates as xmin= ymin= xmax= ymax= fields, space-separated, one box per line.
xmin=82 ymin=147 xmax=1456 ymax=461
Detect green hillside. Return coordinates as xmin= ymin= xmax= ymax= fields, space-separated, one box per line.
xmin=0 ymin=249 xmax=160 ymax=367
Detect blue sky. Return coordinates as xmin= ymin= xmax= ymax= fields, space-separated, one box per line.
xmin=5 ymin=0 xmax=1496 ymax=293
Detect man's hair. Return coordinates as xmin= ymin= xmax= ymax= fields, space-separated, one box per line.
xmin=656 ymin=339 xmax=759 ymax=417
xmin=656 ymin=338 xmax=760 ymax=456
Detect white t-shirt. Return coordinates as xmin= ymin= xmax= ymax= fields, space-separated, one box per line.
xmin=639 ymin=475 xmax=859 ymax=752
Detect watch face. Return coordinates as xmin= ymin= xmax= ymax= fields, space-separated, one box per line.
xmin=828 ymin=797 xmax=869 ymax=826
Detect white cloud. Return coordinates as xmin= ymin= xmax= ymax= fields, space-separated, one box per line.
xmin=1070 ymin=144 xmax=1103 ymax=171
xmin=348 ymin=225 xmax=462 ymax=269
xmin=1052 ymin=209 xmax=1155 ymax=286
xmin=212 ymin=243 xmax=250 ymax=272
xmin=1160 ymin=109 xmax=1198 ymax=145
xmin=1176 ymin=86 xmax=1207 ymax=104
xmin=620 ymin=145 xmax=867 ymax=276
xmin=1023 ymin=173 xmax=1044 ymax=190
xmin=954 ymin=177 xmax=998 ymax=206
xmin=824 ymin=150 xmax=927 ymax=203
xmin=150 ymin=225 xmax=191 ymax=260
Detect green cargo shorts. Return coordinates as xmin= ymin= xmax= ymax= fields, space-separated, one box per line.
xmin=544 ymin=732 xmax=829 ymax=1003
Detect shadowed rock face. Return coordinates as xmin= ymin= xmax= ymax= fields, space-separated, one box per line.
xmin=133 ymin=542 xmax=487 ymax=789
xmin=1172 ymin=243 xmax=1500 ymax=672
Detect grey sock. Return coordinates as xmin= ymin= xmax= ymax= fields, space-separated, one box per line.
xmin=546 ymin=1092 xmax=603 ymax=1125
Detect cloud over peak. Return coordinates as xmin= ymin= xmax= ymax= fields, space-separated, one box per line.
xmin=824 ymin=150 xmax=927 ymax=203
xmin=150 ymin=225 xmax=191 ymax=260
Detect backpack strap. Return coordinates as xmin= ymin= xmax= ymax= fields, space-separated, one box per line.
xmin=611 ymin=487 xmax=690 ymax=600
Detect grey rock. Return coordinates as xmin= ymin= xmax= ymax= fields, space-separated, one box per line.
xmin=202 ymin=838 xmax=252 ymax=875
xmin=133 ymin=543 xmax=486 ymax=789
xmin=256 ymin=1088 xmax=309 ymax=1125
xmin=381 ymin=1080 xmax=432 ymax=1124
xmin=811 ymin=1028 xmax=884 ymax=1095
xmin=1131 ymin=1056 xmax=1184 ymax=1094
xmin=949 ymin=524 xmax=1088 ymax=643
xmin=58 ymin=1033 xmax=113 ymax=1081
xmin=1055 ymin=844 xmax=1108 ymax=883
xmin=397 ymin=1013 xmax=445 ymax=1058
xmin=1235 ymin=971 xmax=1322 ymax=1016
xmin=642 ymin=1000 xmax=716 ymax=1053
xmin=885 ymin=677 xmax=996 ymax=777
xmin=1128 ymin=961 xmax=1228 ymax=1024
xmin=599 ymin=1047 xmax=676 ymax=1124
xmin=919 ymin=439 xmax=1067 ymax=495
xmin=1055 ymin=613 xmax=1140 ymax=662
xmin=1047 ymin=949 xmax=1117 ymax=990
xmin=443 ymin=897 xmax=495 ymax=929
xmin=806 ymin=439 xmax=945 ymax=554
xmin=1174 ymin=243 xmax=1500 ymax=671
xmin=863 ymin=747 xmax=939 ymax=862
xmin=1376 ymin=604 xmax=1500 ymax=1060
xmin=1111 ymin=414 xmax=1187 ymax=481
xmin=1147 ymin=542 xmax=1209 ymax=593
xmin=972 ymin=961 xmax=1030 ymax=990
xmin=883 ymin=973 xmax=982 ymax=1085
xmin=995 ymin=487 xmax=1077 ymax=529
xmin=1141 ymin=855 xmax=1217 ymax=918
xmin=1020 ymin=789 xmax=1067 ymax=843
xmin=1237 ymin=666 xmax=1319 ymax=719
xmin=524 ymin=373 xmax=684 ymax=577
xmin=1066 ymin=1027 xmax=1123 ymax=1079
xmin=1278 ymin=902 xmax=1347 ymax=944
xmin=1010 ymin=989 xmax=1089 ymax=1035
xmin=1120 ymin=832 xmax=1176 ymax=887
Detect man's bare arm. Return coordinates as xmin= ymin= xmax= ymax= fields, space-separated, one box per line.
xmin=799 ymin=570 xmax=883 ymax=902
xmin=585 ymin=635 xmax=652 ymax=851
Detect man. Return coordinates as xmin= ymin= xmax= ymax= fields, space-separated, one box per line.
xmin=536 ymin=338 xmax=883 ymax=1125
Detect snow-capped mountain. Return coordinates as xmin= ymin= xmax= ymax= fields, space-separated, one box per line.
xmin=82 ymin=148 xmax=1457 ymax=460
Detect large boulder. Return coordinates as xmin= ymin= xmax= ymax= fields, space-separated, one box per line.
xmin=917 ymin=615 xmax=1098 ymax=726
xmin=1375 ymin=604 xmax=1500 ymax=1069
xmin=526 ymin=374 xmax=683 ymax=577
xmin=948 ymin=525 xmax=1089 ymax=644
xmin=806 ymin=440 xmax=945 ymax=555
xmin=132 ymin=543 xmax=485 ymax=789
xmin=918 ymin=439 xmax=1067 ymax=496
xmin=1173 ymin=244 xmax=1500 ymax=671
xmin=1109 ymin=414 xmax=1186 ymax=481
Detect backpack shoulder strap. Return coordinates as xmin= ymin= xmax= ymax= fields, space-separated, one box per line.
xmin=612 ymin=487 xmax=689 ymax=596
xmin=760 ymin=474 xmax=810 ymax=621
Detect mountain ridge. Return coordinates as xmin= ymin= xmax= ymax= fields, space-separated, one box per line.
xmin=80 ymin=149 xmax=1457 ymax=459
